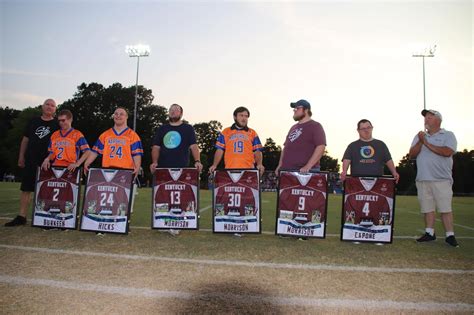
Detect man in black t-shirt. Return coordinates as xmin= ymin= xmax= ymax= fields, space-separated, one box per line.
xmin=5 ymin=99 xmax=59 ymax=226
xmin=150 ymin=104 xmax=202 ymax=236
xmin=150 ymin=104 xmax=202 ymax=172
xmin=340 ymin=119 xmax=399 ymax=183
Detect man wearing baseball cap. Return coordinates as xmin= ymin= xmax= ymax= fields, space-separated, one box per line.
xmin=276 ymin=99 xmax=326 ymax=174
xmin=409 ymin=109 xmax=459 ymax=247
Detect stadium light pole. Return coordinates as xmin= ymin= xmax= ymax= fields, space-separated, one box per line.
xmin=412 ymin=45 xmax=436 ymax=110
xmin=125 ymin=44 xmax=150 ymax=131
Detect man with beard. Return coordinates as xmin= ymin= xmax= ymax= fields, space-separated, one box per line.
xmin=209 ymin=106 xmax=264 ymax=175
xmin=150 ymin=104 xmax=202 ymax=173
xmin=150 ymin=104 xmax=202 ymax=236
xmin=276 ymin=99 xmax=326 ymax=175
xmin=6 ymin=99 xmax=59 ymax=227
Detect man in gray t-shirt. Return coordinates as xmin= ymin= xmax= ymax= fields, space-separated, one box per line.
xmin=341 ymin=119 xmax=399 ymax=182
xmin=276 ymin=99 xmax=326 ymax=174
xmin=409 ymin=109 xmax=458 ymax=247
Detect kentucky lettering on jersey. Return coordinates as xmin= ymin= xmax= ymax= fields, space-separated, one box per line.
xmin=214 ymin=170 xmax=259 ymax=217
xmin=343 ymin=177 xmax=394 ymax=225
xmin=278 ymin=171 xmax=327 ymax=224
xmin=36 ymin=168 xmax=78 ymax=213
xmin=84 ymin=169 xmax=132 ymax=216
xmin=153 ymin=168 xmax=199 ymax=229
xmin=154 ymin=169 xmax=198 ymax=213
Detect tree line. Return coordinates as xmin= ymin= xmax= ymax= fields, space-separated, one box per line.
xmin=1 ymin=82 xmax=472 ymax=193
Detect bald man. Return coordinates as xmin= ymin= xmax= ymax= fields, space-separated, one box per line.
xmin=6 ymin=99 xmax=59 ymax=226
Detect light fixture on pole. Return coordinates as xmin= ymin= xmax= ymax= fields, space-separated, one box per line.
xmin=412 ymin=45 xmax=436 ymax=110
xmin=125 ymin=44 xmax=150 ymax=131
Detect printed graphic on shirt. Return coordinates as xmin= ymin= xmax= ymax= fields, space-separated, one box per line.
xmin=35 ymin=126 xmax=52 ymax=139
xmin=80 ymin=168 xmax=134 ymax=234
xmin=152 ymin=168 xmax=199 ymax=229
xmin=213 ymin=169 xmax=260 ymax=233
xmin=163 ymin=131 xmax=182 ymax=149
xmin=341 ymin=176 xmax=396 ymax=243
xmin=32 ymin=167 xmax=80 ymax=229
xmin=276 ymin=171 xmax=328 ymax=238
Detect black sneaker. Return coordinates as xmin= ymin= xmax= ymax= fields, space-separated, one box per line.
xmin=416 ymin=232 xmax=436 ymax=242
xmin=445 ymin=236 xmax=459 ymax=247
xmin=4 ymin=215 xmax=27 ymax=227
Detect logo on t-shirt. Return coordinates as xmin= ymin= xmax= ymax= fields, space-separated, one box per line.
xmin=35 ymin=126 xmax=51 ymax=139
xmin=288 ymin=128 xmax=303 ymax=142
xmin=163 ymin=131 xmax=181 ymax=149
xmin=360 ymin=145 xmax=375 ymax=159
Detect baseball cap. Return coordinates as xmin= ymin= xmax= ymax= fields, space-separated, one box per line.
xmin=421 ymin=109 xmax=442 ymax=121
xmin=290 ymin=99 xmax=311 ymax=109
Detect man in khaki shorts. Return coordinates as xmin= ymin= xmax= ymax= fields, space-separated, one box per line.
xmin=409 ymin=109 xmax=459 ymax=247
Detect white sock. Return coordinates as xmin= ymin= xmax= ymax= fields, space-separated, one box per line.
xmin=446 ymin=231 xmax=454 ymax=237
xmin=425 ymin=228 xmax=434 ymax=236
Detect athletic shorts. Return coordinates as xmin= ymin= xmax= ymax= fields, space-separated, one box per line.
xmin=416 ymin=180 xmax=453 ymax=213
xmin=20 ymin=163 xmax=39 ymax=192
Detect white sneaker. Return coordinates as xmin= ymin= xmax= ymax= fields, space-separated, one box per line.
xmin=352 ymin=241 xmax=361 ymax=244
xmin=167 ymin=229 xmax=180 ymax=236
xmin=233 ymin=233 xmax=242 ymax=238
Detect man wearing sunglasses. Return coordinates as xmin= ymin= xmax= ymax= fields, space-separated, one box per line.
xmin=41 ymin=109 xmax=90 ymax=172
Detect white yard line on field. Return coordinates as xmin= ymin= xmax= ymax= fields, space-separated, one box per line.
xmin=0 ymin=275 xmax=472 ymax=312
xmin=407 ymin=211 xmax=474 ymax=231
xmin=1 ymin=244 xmax=472 ymax=275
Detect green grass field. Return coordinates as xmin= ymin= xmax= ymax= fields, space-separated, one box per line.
xmin=0 ymin=182 xmax=473 ymax=313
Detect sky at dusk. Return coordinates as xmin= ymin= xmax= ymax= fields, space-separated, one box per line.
xmin=1 ymin=0 xmax=472 ymax=166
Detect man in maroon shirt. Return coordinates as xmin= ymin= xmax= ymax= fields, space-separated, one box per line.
xmin=276 ymin=99 xmax=327 ymax=174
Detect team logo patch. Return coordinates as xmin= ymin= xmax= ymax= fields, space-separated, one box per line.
xmin=360 ymin=145 xmax=375 ymax=158
xmin=35 ymin=126 xmax=51 ymax=139
xmin=288 ymin=128 xmax=303 ymax=142
xmin=163 ymin=131 xmax=182 ymax=149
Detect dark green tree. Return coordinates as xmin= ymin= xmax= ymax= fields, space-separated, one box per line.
xmin=1 ymin=107 xmax=41 ymax=177
xmin=0 ymin=107 xmax=21 ymax=176
xmin=453 ymin=149 xmax=474 ymax=194
xmin=59 ymin=82 xmax=167 ymax=179
xmin=193 ymin=120 xmax=222 ymax=187
xmin=262 ymin=138 xmax=281 ymax=171
xmin=320 ymin=151 xmax=340 ymax=172
xmin=396 ymin=153 xmax=417 ymax=194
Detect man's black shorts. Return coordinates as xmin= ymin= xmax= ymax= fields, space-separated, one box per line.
xmin=20 ymin=163 xmax=39 ymax=192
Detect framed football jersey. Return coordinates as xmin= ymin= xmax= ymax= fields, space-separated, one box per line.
xmin=151 ymin=168 xmax=199 ymax=230
xmin=212 ymin=169 xmax=261 ymax=234
xmin=341 ymin=176 xmax=396 ymax=243
xmin=275 ymin=171 xmax=328 ymax=238
xmin=80 ymin=168 xmax=134 ymax=234
xmin=32 ymin=167 xmax=81 ymax=230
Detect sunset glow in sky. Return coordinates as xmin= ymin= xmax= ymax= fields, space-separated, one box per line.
xmin=1 ymin=1 xmax=472 ymax=165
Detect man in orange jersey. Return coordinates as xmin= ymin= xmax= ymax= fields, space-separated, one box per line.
xmin=41 ymin=109 xmax=90 ymax=172
xmin=209 ymin=106 xmax=264 ymax=175
xmin=84 ymin=107 xmax=143 ymax=174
